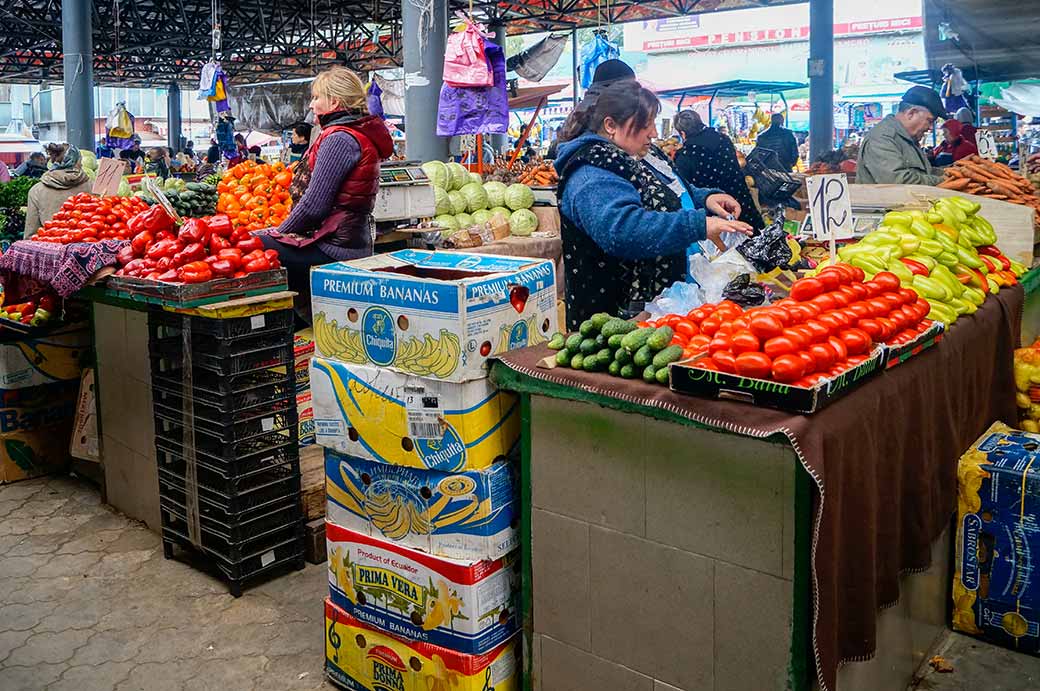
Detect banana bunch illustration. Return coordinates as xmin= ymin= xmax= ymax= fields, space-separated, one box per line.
xmin=314 ymin=312 xmax=366 ymax=364
xmin=394 ymin=330 xmax=461 ymax=379
xmin=328 ymin=546 xmax=358 ymax=603
xmin=421 ymin=580 xmax=465 ymax=632
xmin=16 ymin=339 xmax=84 ymax=381
xmin=423 ymin=653 xmax=463 ymax=691
xmin=364 ymin=482 xmax=434 ymax=540
xmin=492 ymin=315 xmax=549 ymax=355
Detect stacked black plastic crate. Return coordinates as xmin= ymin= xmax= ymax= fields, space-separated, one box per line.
xmin=147 ymin=308 xmax=305 ymax=596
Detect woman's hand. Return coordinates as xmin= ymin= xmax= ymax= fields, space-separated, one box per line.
xmin=706 ymin=216 xmax=754 ymax=252
xmin=705 ymin=193 xmax=742 ymax=219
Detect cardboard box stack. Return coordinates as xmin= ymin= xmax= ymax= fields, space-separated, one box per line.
xmin=294 ymin=329 xmax=316 ymax=446
xmin=312 ymin=249 xmax=557 ymax=691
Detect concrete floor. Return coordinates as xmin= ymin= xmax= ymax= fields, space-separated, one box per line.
xmin=0 ymin=474 xmax=331 ymax=691
xmin=3 ymin=474 xmax=1040 ymax=691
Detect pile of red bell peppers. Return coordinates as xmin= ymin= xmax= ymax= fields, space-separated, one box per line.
xmin=114 ymin=207 xmax=281 ymax=284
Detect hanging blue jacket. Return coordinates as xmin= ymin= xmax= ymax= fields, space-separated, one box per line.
xmin=556 ymin=133 xmax=716 ymax=262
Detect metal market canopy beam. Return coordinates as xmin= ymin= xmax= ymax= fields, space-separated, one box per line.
xmin=922 ymin=0 xmax=1040 ymax=83
xmin=0 ymin=0 xmax=804 ymax=84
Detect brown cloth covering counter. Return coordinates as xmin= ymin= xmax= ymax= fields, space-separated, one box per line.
xmin=493 ymin=286 xmax=1022 ymax=691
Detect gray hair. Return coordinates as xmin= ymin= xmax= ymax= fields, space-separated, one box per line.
xmin=954 ymin=107 xmax=974 ymax=124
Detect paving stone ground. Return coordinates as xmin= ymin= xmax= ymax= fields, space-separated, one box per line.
xmin=0 ymin=474 xmax=331 ymax=691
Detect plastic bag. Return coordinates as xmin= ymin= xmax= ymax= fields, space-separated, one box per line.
xmin=437 ymin=39 xmax=508 ymax=136
xmin=688 ymin=253 xmax=755 ymax=304
xmin=645 ymin=281 xmax=705 ymax=320
xmin=443 ymin=21 xmax=493 ymax=88
xmin=507 ymin=33 xmax=568 ymax=82
xmin=580 ymin=32 xmax=621 ymax=89
xmin=721 ymin=274 xmax=767 ymax=307
xmin=106 ymin=103 xmax=134 ymax=139
xmin=735 ymin=218 xmax=793 ymax=272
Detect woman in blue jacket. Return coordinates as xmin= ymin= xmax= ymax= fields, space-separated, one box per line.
xmin=555 ymin=81 xmax=753 ymax=329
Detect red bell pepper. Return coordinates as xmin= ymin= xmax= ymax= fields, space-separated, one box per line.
xmin=205 ymin=214 xmax=233 ymax=237
xmin=115 ymin=245 xmax=136 ymax=267
xmin=154 ymin=230 xmax=174 ymax=242
xmin=235 ymin=236 xmax=264 ymax=253
xmin=976 ymin=245 xmax=1001 ymax=257
xmin=178 ymin=218 xmax=211 ymax=244
xmin=209 ymin=234 xmax=231 ymax=252
xmin=178 ymin=261 xmax=213 ymax=284
xmin=146 ymin=238 xmax=181 ymax=260
xmin=173 ymin=242 xmax=207 ymax=266
xmin=263 ymin=249 xmax=281 ymax=268
xmin=244 ymin=255 xmax=271 ymax=273
xmin=130 ymin=231 xmax=153 ymax=257
xmin=127 ymin=205 xmax=174 ymax=237
xmin=209 ymin=259 xmax=236 ymax=277
xmin=217 ymin=247 xmax=243 ymax=263
xmin=121 ymin=259 xmax=146 ymax=276
xmin=156 ymin=269 xmax=180 ymax=283
xmin=156 ymin=257 xmax=173 ymax=272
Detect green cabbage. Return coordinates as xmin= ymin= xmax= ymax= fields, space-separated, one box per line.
xmin=468 ymin=172 xmax=483 ymax=186
xmin=471 ymin=209 xmax=492 ymax=225
xmin=489 ymin=206 xmax=511 ymax=222
xmin=509 ymin=208 xmax=538 ymax=236
xmin=433 ymin=187 xmax=452 ymax=215
xmin=460 ymin=182 xmax=488 ymax=213
xmin=447 ymin=190 xmax=467 ymax=215
xmin=447 ymin=162 xmax=469 ymax=191
xmin=505 ymin=183 xmax=535 ymax=211
xmin=116 ymin=179 xmax=132 ymax=197
xmin=79 ymin=150 xmax=98 ymax=172
xmin=455 ymin=212 xmax=473 ymax=228
xmin=433 ymin=214 xmax=459 ymax=232
xmin=422 ymin=160 xmax=449 ymax=189
xmin=483 ymin=181 xmax=507 ymax=208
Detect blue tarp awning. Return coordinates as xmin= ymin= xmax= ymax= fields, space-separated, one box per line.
xmin=656 ymin=80 xmax=807 ymax=99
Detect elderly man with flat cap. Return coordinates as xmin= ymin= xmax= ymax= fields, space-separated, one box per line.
xmin=857 ymin=86 xmax=948 ymax=185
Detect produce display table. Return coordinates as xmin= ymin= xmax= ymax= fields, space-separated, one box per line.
xmin=490 ymin=287 xmax=1022 ymax=691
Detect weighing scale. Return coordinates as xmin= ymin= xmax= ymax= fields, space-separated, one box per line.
xmin=372 ymin=161 xmax=436 ymax=228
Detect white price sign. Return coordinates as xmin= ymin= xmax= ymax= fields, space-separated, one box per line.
xmin=92 ymin=157 xmax=124 ymax=197
xmin=977 ymin=130 xmax=998 ymax=160
xmin=806 ymin=173 xmax=853 ymax=263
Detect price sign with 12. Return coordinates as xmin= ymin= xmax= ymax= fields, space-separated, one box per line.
xmin=806 ymin=173 xmax=854 ymax=261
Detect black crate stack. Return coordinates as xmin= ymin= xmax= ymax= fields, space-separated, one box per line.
xmin=147 ymin=309 xmax=306 ymax=596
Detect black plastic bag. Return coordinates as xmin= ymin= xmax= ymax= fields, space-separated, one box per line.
xmin=721 ymin=274 xmax=767 ymax=307
xmin=735 ymin=218 xmax=793 ymax=272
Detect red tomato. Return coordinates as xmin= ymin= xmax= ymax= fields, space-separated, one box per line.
xmin=846 ymin=354 xmax=869 ymax=366
xmin=695 ymin=360 xmax=719 ymax=371
xmin=848 ymin=302 xmax=872 ymax=320
xmin=711 ymin=350 xmax=737 ymax=373
xmin=804 ymin=320 xmax=831 ymax=342
xmin=700 ymin=316 xmax=722 ymax=337
xmin=809 ymin=293 xmax=839 ymax=312
xmin=897 ymin=288 xmax=919 ymax=305
xmin=787 ymin=304 xmax=818 ymax=323
xmin=820 ymin=264 xmax=854 ymax=283
xmin=816 ymin=271 xmax=841 ymax=292
xmin=863 ymin=282 xmax=884 ymax=298
xmin=771 ymin=353 xmax=806 ymax=383
xmin=797 ymin=350 xmax=817 ymax=375
xmin=828 ymin=309 xmax=855 ymax=328
xmin=871 ymin=271 xmax=901 ymax=292
xmin=829 ymin=291 xmax=851 ymax=308
xmin=663 ymin=315 xmax=682 ymax=327
xmin=749 ymin=314 xmax=784 ymax=341
xmin=763 ymin=335 xmax=799 ymax=359
xmin=688 ymin=334 xmax=711 ymax=350
xmin=867 ymin=297 xmax=891 ymax=317
xmin=716 ymin=322 xmax=734 ymax=337
xmin=809 ymin=342 xmax=837 ymax=370
xmin=729 ymin=317 xmax=751 ymax=332
xmin=687 ymin=309 xmax=707 ymax=323
xmin=847 ymin=283 xmax=869 ymax=301
xmin=789 ymin=277 xmax=824 ymax=302
xmin=716 ymin=300 xmax=742 ymax=315
xmin=708 ymin=334 xmax=732 ymax=355
xmin=817 ymin=312 xmax=844 ymax=333
xmin=857 ymin=318 xmax=883 ymax=340
xmin=846 ymin=265 xmax=866 ymax=282
xmin=730 ymin=330 xmax=761 ymax=354
xmin=734 ymin=352 xmax=773 ymax=379
xmin=675 ymin=321 xmax=699 ymax=338
xmin=789 ymin=324 xmax=815 ymax=345
xmin=839 ymin=328 xmax=872 ymax=355
xmin=828 ymin=336 xmax=848 ymax=362
xmin=877 ymin=316 xmax=898 ymax=340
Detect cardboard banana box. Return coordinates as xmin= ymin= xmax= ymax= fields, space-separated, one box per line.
xmin=310 ymin=357 xmax=518 ymax=472
xmin=327 ymin=521 xmax=518 ymax=654
xmin=0 ymin=384 xmax=79 ymax=484
xmin=324 ymin=598 xmax=518 ymax=691
xmin=310 ymin=249 xmax=557 ymax=383
xmin=0 ymin=324 xmax=88 ymax=390
xmin=324 ymin=449 xmax=517 ymax=562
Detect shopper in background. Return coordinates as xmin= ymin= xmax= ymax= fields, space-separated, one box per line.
xmin=24 ymin=145 xmax=93 ymax=237
xmin=233 ymin=134 xmax=249 ymax=165
xmin=954 ymin=107 xmax=978 ymax=146
xmin=195 ymin=145 xmax=221 ymax=180
xmin=931 ymin=119 xmax=978 ymax=167
xmin=182 ymin=139 xmax=197 ymax=162
xmin=119 ymin=136 xmax=146 ymax=172
xmin=247 ymin=145 xmax=263 ymax=162
xmin=13 ymin=153 xmax=48 ymax=178
xmin=144 ymin=147 xmax=170 ymax=179
xmin=259 ymin=65 xmax=393 ymax=324
xmin=284 ymin=123 xmax=312 ymax=165
xmin=672 ymin=110 xmax=764 ymax=232
xmin=857 ymin=86 xmax=946 ymax=185
xmin=755 ymin=113 xmax=799 ymax=171
xmin=554 ymin=81 xmax=752 ymax=328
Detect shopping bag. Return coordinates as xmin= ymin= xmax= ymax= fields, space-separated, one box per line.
xmin=437 ymin=39 xmax=508 ymax=136
xmin=106 ymin=104 xmax=134 ymax=139
xmin=443 ymin=21 xmax=493 ymax=88
xmin=580 ymin=32 xmax=621 ymax=89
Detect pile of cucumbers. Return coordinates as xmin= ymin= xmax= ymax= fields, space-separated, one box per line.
xmin=547 ymin=313 xmax=683 ymax=385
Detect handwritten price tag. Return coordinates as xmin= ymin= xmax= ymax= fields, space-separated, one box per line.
xmin=92 ymin=158 xmax=124 ymax=197
xmin=977 ymin=130 xmax=998 ymax=160
xmin=807 ymin=173 xmax=853 ymax=241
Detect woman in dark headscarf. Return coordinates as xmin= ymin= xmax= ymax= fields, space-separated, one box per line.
xmin=672 ymin=110 xmax=764 ymax=231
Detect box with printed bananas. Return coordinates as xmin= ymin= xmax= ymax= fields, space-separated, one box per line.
xmin=324 ymin=449 xmax=517 ymax=562
xmin=0 ymin=324 xmax=88 ymax=391
xmin=324 ymin=598 xmax=518 ymax=691
xmin=310 ymin=357 xmax=519 ymax=472
xmin=0 ymin=382 xmax=79 ymax=483
xmin=326 ymin=521 xmax=518 ymax=654
xmin=953 ymin=421 xmax=1040 ymax=654
xmin=310 ymin=249 xmax=557 ymax=383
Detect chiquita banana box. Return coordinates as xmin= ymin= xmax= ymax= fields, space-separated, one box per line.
xmin=311 ymin=357 xmax=519 ymax=472
xmin=0 ymin=324 xmax=88 ymax=390
xmin=324 ymin=599 xmax=518 ymax=691
xmin=324 ymin=449 xmax=517 ymax=562
xmin=0 ymin=381 xmax=79 ymax=484
xmin=954 ymin=421 xmax=1040 ymax=653
xmin=310 ymin=249 xmax=557 ymax=383
xmin=326 ymin=521 xmax=518 ymax=654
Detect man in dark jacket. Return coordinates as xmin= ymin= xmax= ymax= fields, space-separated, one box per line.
xmin=755 ymin=113 xmax=799 ymax=170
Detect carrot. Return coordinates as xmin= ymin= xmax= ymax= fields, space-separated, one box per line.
xmin=939 ymin=178 xmax=971 ymax=190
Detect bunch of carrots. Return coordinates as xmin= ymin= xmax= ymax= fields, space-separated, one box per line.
xmin=938 ymin=155 xmax=1040 ymax=223
xmin=216 ymin=160 xmax=294 ymax=231
xmin=516 ymin=162 xmax=558 ymax=187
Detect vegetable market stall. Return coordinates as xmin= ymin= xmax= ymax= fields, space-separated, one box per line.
xmin=491 ymin=286 xmax=1022 ymax=691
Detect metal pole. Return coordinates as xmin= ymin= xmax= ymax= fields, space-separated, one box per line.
xmin=402 ymin=0 xmax=449 ymax=162
xmin=490 ymin=23 xmax=507 ymax=156
xmin=167 ymin=82 xmax=182 ymax=153
xmin=62 ymin=0 xmax=95 ymax=150
xmin=808 ymin=0 xmax=834 ymax=161
xmin=571 ymin=28 xmax=579 ymax=107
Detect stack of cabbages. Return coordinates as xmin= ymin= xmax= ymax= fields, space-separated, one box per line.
xmin=421 ymin=160 xmax=538 ymax=237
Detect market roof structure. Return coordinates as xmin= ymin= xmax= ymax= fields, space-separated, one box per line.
xmin=922 ymin=0 xmax=1040 ymax=83
xmin=0 ymin=0 xmax=805 ymax=85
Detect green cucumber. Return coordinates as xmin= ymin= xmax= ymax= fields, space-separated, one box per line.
xmin=608 ymin=361 xmax=621 ymax=376
xmin=620 ymin=364 xmax=637 ymax=379
xmin=607 ymin=334 xmax=624 ymax=349
xmin=621 ymin=327 xmax=655 ymax=352
xmin=600 ymin=318 xmax=637 ymax=338
xmin=547 ymin=333 xmax=566 ymax=350
xmin=579 ymin=320 xmax=597 ymax=336
xmin=642 ymin=365 xmax=657 ymax=383
xmin=655 ymin=367 xmax=670 ymax=385
xmin=633 ymin=345 xmax=654 ymax=368
xmin=579 ymin=338 xmax=598 ymax=355
xmin=565 ymin=333 xmax=583 ymax=351
xmin=646 ymin=326 xmax=674 ymax=351
xmin=590 ymin=312 xmax=612 ymax=330
xmin=555 ymin=350 xmax=571 ymax=366
xmin=652 ymin=345 xmax=684 ymax=368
